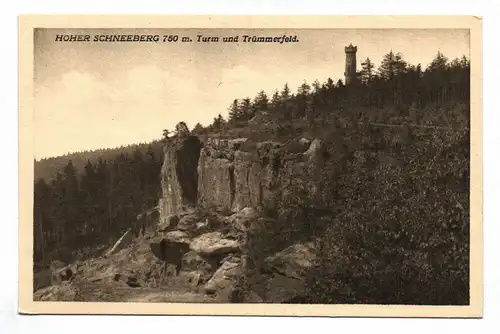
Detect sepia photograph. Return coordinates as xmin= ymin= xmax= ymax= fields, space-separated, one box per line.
xmin=18 ymin=15 xmax=482 ymax=317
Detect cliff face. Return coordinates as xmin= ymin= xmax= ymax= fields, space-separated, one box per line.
xmin=159 ymin=135 xmax=325 ymax=222
xmin=158 ymin=135 xmax=202 ymax=225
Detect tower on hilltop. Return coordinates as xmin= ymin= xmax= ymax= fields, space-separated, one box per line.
xmin=344 ymin=43 xmax=357 ymax=85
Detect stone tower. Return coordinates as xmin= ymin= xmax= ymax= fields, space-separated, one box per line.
xmin=344 ymin=43 xmax=357 ymax=85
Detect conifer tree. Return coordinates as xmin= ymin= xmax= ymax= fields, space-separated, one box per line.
xmin=281 ymin=83 xmax=291 ymax=101
xmin=359 ymin=57 xmax=375 ymax=84
xmin=239 ymin=97 xmax=253 ymax=121
xmin=228 ymin=99 xmax=240 ymax=122
xmin=270 ymin=90 xmax=281 ymax=108
xmin=253 ymin=90 xmax=269 ymax=111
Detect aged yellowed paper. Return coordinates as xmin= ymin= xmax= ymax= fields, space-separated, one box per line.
xmin=19 ymin=15 xmax=482 ymax=317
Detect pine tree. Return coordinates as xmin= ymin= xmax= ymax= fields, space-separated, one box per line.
xmin=296 ymin=80 xmax=312 ymax=118
xmin=212 ymin=114 xmax=226 ymax=130
xmin=239 ymin=97 xmax=253 ymax=121
xmin=393 ymin=52 xmax=407 ymax=76
xmin=281 ymin=83 xmax=291 ymax=101
xmin=325 ymin=78 xmax=334 ymax=90
xmin=253 ymin=90 xmax=269 ymax=111
xmin=270 ymin=90 xmax=281 ymax=108
xmin=228 ymin=99 xmax=240 ymax=122
xmin=192 ymin=123 xmax=205 ymax=134
xmin=297 ymin=80 xmax=311 ymax=96
xmin=378 ymin=51 xmax=394 ymax=80
xmin=428 ymin=51 xmax=449 ymax=72
xmin=359 ymin=57 xmax=375 ymax=84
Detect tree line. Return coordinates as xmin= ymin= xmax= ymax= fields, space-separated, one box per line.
xmin=35 ymin=140 xmax=163 ymax=182
xmin=202 ymin=50 xmax=470 ymax=132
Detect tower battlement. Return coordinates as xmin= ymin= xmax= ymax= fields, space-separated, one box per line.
xmin=345 ymin=44 xmax=357 ymax=53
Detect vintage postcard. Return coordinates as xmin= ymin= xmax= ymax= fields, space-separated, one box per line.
xmin=18 ymin=15 xmax=483 ymax=317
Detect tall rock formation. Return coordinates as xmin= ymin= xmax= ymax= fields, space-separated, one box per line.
xmin=158 ymin=135 xmax=325 ymax=223
xmin=158 ymin=135 xmax=202 ymax=225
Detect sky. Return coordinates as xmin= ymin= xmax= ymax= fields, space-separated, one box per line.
xmin=34 ymin=28 xmax=470 ymax=159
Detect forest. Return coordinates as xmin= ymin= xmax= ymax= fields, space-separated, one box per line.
xmin=34 ymin=144 xmax=163 ymax=265
xmin=34 ymin=49 xmax=470 ymax=305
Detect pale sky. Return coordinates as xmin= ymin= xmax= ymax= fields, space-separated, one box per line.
xmin=34 ymin=28 xmax=469 ymax=159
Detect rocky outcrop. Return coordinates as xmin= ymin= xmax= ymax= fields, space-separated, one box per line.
xmin=151 ymin=134 xmax=325 ymax=301
xmin=158 ymin=135 xmax=324 ymax=222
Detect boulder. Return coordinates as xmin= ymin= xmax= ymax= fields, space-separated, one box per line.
xmin=226 ymin=207 xmax=258 ymax=231
xmin=158 ymin=214 xmax=180 ymax=232
xmin=181 ymin=251 xmax=215 ymax=283
xmin=299 ymin=137 xmax=311 ymax=146
xmin=190 ymin=232 xmax=240 ymax=256
xmin=264 ymin=242 xmax=316 ymax=280
xmin=204 ymin=256 xmax=241 ymax=294
xmin=163 ymin=230 xmax=190 ymax=244
xmin=177 ymin=213 xmax=202 ymax=231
